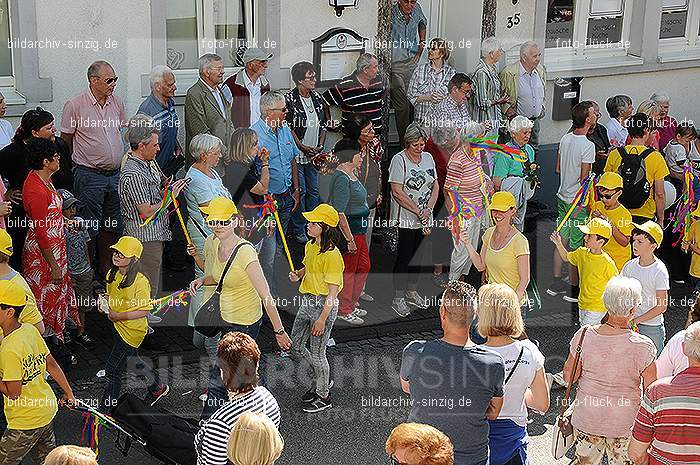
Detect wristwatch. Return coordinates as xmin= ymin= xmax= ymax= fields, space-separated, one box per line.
xmin=274 ymin=327 xmax=286 ymax=335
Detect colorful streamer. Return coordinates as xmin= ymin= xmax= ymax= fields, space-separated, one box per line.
xmin=446 ymin=188 xmax=482 ymax=245
xmin=466 ymin=136 xmax=528 ymax=163
xmin=171 ymin=194 xmax=192 ymax=245
xmin=243 ymin=195 xmax=295 ymax=272
xmin=140 ymin=186 xmax=174 ymax=227
xmin=81 ymin=412 xmax=106 ymax=457
xmin=150 ymin=288 xmax=191 ymax=316
xmin=556 ymin=174 xmax=597 ymax=232
xmin=670 ymin=165 xmax=696 ymax=246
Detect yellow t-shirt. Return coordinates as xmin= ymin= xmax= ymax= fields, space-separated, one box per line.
xmin=0 ymin=323 xmax=57 ymax=430
xmin=0 ymin=271 xmax=42 ymax=338
xmin=299 ymin=241 xmax=344 ymax=296
xmin=483 ymin=226 xmax=530 ymax=303
xmin=690 ymin=221 xmax=700 ymax=278
xmin=592 ymin=201 xmax=633 ymax=271
xmin=203 ymin=237 xmax=262 ymax=325
xmin=604 ymin=145 xmax=670 ymax=219
xmin=107 ymin=270 xmax=150 ymax=348
xmin=567 ymin=247 xmax=618 ymax=312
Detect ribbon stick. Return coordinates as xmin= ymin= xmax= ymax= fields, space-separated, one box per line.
xmin=272 ymin=204 xmax=296 ymax=273
xmin=150 ymin=288 xmax=191 ymax=316
xmin=246 ymin=195 xmax=295 ymax=272
xmin=466 ymin=136 xmax=528 ymax=163
xmin=140 ymin=186 xmax=174 ymax=227
xmin=445 ymin=188 xmax=482 ymax=245
xmin=670 ymin=165 xmax=696 ymax=246
xmin=171 ymin=193 xmax=192 ymax=246
xmin=556 ymin=174 xmax=597 ymax=232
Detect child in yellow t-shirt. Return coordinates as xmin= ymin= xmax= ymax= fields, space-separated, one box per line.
xmin=551 ymin=217 xmax=619 ymax=326
xmin=590 ymin=172 xmax=633 ymax=271
xmin=99 ymin=236 xmax=169 ymax=413
xmin=289 ymin=204 xmax=344 ymax=413
xmin=683 ymin=204 xmax=700 ymax=297
xmin=0 ymin=280 xmax=75 ymax=465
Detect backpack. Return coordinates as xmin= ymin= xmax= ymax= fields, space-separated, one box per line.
xmin=617 ymin=146 xmax=654 ymax=210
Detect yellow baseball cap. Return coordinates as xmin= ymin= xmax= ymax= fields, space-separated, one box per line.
xmin=0 ymin=228 xmax=12 ymax=256
xmin=200 ymin=196 xmax=238 ymax=222
xmin=0 ymin=280 xmax=27 ymax=308
xmin=488 ymin=191 xmax=517 ymax=212
xmin=632 ymin=220 xmax=663 ymax=245
xmin=597 ymin=172 xmax=623 ymax=191
xmin=692 ymin=203 xmax=700 ymax=219
xmin=577 ymin=217 xmax=612 ymax=240
xmin=302 ymin=204 xmax=339 ymax=227
xmin=110 ymin=236 xmax=144 ymax=259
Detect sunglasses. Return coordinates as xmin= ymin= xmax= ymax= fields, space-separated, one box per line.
xmin=112 ymin=250 xmax=126 ymax=259
xmin=105 ymin=76 xmax=118 ymax=85
xmin=207 ymin=220 xmax=231 ymax=228
xmin=597 ymin=189 xmax=617 ymax=200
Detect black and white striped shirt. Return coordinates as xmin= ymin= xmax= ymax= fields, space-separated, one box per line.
xmin=194 ymin=386 xmax=280 ymax=465
xmin=322 ymin=72 xmax=385 ymax=134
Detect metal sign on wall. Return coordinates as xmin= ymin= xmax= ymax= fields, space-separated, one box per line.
xmin=312 ymin=28 xmax=367 ymax=87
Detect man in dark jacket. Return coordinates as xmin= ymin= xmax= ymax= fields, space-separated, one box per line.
xmin=223 ymin=48 xmax=272 ymax=128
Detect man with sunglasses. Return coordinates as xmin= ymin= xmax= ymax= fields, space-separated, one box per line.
xmin=223 ymin=47 xmax=272 ymax=128
xmin=60 ymin=60 xmax=126 ymax=282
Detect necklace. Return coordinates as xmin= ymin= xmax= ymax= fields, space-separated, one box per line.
xmin=604 ymin=321 xmax=627 ymax=330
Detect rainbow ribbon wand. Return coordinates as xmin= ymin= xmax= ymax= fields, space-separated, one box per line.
xmin=139 ymin=185 xmax=174 ymax=227
xmin=171 ymin=192 xmax=192 ymax=246
xmin=670 ymin=165 xmax=696 ymax=246
xmin=267 ymin=195 xmax=296 ymax=273
xmin=556 ymin=174 xmax=596 ymax=232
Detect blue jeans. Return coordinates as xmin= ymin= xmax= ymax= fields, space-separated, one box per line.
xmin=290 ymin=163 xmax=320 ymax=237
xmin=258 ymin=193 xmax=294 ymax=294
xmin=637 ymin=323 xmax=666 ymax=356
xmin=100 ymin=327 xmax=161 ymax=412
xmin=200 ymin=318 xmax=263 ymax=420
xmin=73 ymin=165 xmax=123 ymax=238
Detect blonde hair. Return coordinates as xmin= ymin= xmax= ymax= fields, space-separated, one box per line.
xmin=429 ymin=38 xmax=451 ymax=61
xmin=637 ymin=99 xmax=659 ymax=119
xmin=227 ymin=412 xmax=284 ymax=465
xmin=477 ymin=284 xmax=524 ymax=338
xmin=228 ymin=127 xmax=259 ymax=165
xmin=385 ymin=423 xmax=454 ymax=465
xmin=43 ymin=446 xmax=98 ymax=465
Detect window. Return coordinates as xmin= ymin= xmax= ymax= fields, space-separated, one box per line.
xmin=546 ymin=0 xmax=628 ymax=50
xmin=0 ymin=0 xmax=13 ymax=82
xmin=165 ymin=0 xmax=255 ymax=70
xmin=660 ymin=0 xmax=688 ymax=39
xmin=657 ymin=0 xmax=700 ymax=61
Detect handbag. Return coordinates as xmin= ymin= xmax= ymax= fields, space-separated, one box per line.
xmin=194 ymin=241 xmax=249 ymax=338
xmin=551 ymin=326 xmax=588 ymax=459
xmin=382 ymin=154 xmax=406 ymax=254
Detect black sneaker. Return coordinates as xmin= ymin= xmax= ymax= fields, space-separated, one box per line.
xmin=144 ymin=384 xmax=170 ymax=406
xmin=75 ymin=333 xmax=93 ymax=346
xmin=302 ymin=394 xmax=332 ymax=413
xmin=302 ymin=380 xmax=334 ymax=403
xmin=562 ymin=286 xmax=580 ymax=303
xmin=546 ymin=278 xmax=568 ymax=296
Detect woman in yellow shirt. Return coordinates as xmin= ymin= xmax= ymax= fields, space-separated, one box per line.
xmin=99 ymin=236 xmax=169 ymax=413
xmin=288 ymin=204 xmax=344 ymax=413
xmin=188 ymin=196 xmax=291 ymax=419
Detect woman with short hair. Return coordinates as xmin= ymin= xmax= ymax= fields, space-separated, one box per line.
xmin=227 ymin=412 xmax=284 ymax=465
xmin=473 ymin=37 xmax=510 ymax=132
xmin=386 ymin=423 xmax=454 ymax=465
xmin=477 ymin=283 xmax=549 ymax=465
xmin=194 ymin=332 xmax=281 ymax=465
xmin=563 ymin=276 xmax=656 ymax=465
xmin=604 ymin=95 xmax=633 ymax=148
xmin=651 ymin=92 xmax=677 ymax=150
xmin=407 ymin=38 xmax=456 ymax=126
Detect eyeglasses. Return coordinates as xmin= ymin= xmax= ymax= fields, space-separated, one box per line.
xmin=206 ymin=220 xmax=231 ymax=228
xmin=272 ymin=107 xmax=288 ymax=113
xmin=305 ymin=75 xmax=317 ymax=81
xmin=105 ymin=76 xmax=118 ymax=85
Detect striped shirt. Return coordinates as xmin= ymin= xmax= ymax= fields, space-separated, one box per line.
xmin=632 ymin=367 xmax=700 ymax=464
xmin=119 ymin=154 xmax=172 ymax=243
xmin=425 ymin=95 xmax=472 ymax=130
xmin=194 ymin=386 xmax=280 ymax=465
xmin=322 ymin=72 xmax=385 ymax=133
xmin=472 ymin=59 xmax=503 ymax=127
xmin=137 ymin=94 xmax=180 ymax=170
xmin=444 ymin=147 xmax=490 ymax=210
xmin=406 ymin=61 xmax=455 ymax=125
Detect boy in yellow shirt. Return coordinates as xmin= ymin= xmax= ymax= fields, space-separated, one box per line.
xmin=550 ymin=217 xmax=619 ymax=326
xmin=590 ymin=172 xmax=633 ymax=270
xmin=0 ymin=280 xmax=75 ymax=465
xmin=682 ymin=204 xmax=700 ymax=297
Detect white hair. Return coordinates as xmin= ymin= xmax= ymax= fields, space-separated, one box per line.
xmin=481 ymin=37 xmax=503 ymax=58
xmin=431 ymin=126 xmax=459 ymax=149
xmin=356 ymin=53 xmax=377 ymax=73
xmin=149 ymin=65 xmax=174 ymax=90
xmin=650 ymin=92 xmax=670 ymax=104
xmin=259 ymin=91 xmax=286 ymax=118
xmin=508 ymin=115 xmax=534 ymax=133
xmin=459 ymin=121 xmax=485 ymax=144
xmin=198 ymin=53 xmax=222 ymax=75
xmin=519 ymin=40 xmax=539 ymax=58
xmin=189 ymin=133 xmax=223 ymax=161
xmin=602 ymin=276 xmax=643 ymax=317
xmin=684 ymin=322 xmax=700 ymax=362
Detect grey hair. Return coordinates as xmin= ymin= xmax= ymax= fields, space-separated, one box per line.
xmin=684 ymin=322 xmax=700 ymax=362
xmin=508 ymin=115 xmax=534 ymax=133
xmin=356 ymin=53 xmax=377 ymax=73
xmin=259 ymin=90 xmax=286 ymax=119
xmin=637 ymin=99 xmax=659 ymax=117
xmin=403 ymin=123 xmax=428 ymax=148
xmin=87 ymin=60 xmax=112 ymax=81
xmin=650 ymin=92 xmax=670 ymax=104
xmin=198 ymin=53 xmax=223 ymax=75
xmin=149 ymin=65 xmax=174 ymax=90
xmin=126 ymin=114 xmax=159 ymax=150
xmin=189 ymin=133 xmax=223 ymax=161
xmin=481 ymin=37 xmax=503 ymax=58
xmin=602 ymin=276 xmax=643 ymax=317
xmin=606 ymin=95 xmax=632 ymax=119
xmin=519 ymin=41 xmax=539 ymax=58
xmin=432 ymin=126 xmax=459 ymax=149
xmin=459 ymin=121 xmax=486 ymax=144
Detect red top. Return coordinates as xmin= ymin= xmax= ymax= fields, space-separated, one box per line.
xmin=424 ymin=138 xmax=450 ymax=191
xmin=22 ymin=170 xmax=59 ymax=249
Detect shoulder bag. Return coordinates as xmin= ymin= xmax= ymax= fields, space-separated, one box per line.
xmin=194 ymin=241 xmax=250 ymax=338
xmin=382 ymin=154 xmax=406 ymax=254
xmin=551 ymin=326 xmax=588 ymax=459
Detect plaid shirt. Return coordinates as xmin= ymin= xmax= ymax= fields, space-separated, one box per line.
xmin=407 ymin=62 xmax=456 ymax=125
xmin=426 ymin=95 xmax=473 ymax=130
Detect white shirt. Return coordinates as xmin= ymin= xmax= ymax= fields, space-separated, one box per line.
xmin=300 ymin=96 xmax=320 ymax=148
xmin=516 ymin=63 xmax=544 ymax=118
xmin=200 ymin=79 xmax=226 ymax=117
xmin=480 ymin=340 xmax=544 ymax=427
xmin=621 ymin=257 xmax=670 ymax=327
xmin=557 ymin=132 xmax=595 ymax=203
xmin=605 ymin=118 xmax=628 ymax=147
xmin=243 ymin=71 xmax=262 ymax=126
xmin=655 ymin=329 xmax=688 ymax=379
xmin=664 ymin=140 xmax=700 ymax=177
xmin=0 ymin=119 xmax=12 ymax=149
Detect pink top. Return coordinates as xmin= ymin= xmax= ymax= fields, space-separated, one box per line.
xmin=570 ymin=326 xmax=656 ymax=438
xmin=60 ymin=88 xmax=126 ymax=171
xmin=656 ymin=330 xmax=689 ymax=379
xmin=0 ymin=179 xmax=5 ymax=229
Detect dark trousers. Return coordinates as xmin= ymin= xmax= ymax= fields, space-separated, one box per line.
xmin=200 ymin=318 xmax=263 ymax=420
xmin=393 ymin=228 xmax=426 ymax=293
xmin=100 ymin=327 xmax=161 ymax=412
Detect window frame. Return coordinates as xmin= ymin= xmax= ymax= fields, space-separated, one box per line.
xmin=0 ymin=0 xmax=14 ymax=87
xmin=658 ymin=0 xmax=700 ymax=58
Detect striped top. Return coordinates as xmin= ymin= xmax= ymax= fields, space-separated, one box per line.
xmin=194 ymin=386 xmax=280 ymax=465
xmin=632 ymin=367 xmax=700 ymax=464
xmin=444 ymin=147 xmax=489 ymax=210
xmin=322 ymin=72 xmax=385 ymax=133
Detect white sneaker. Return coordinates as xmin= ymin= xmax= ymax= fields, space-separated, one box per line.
xmin=405 ymin=291 xmax=429 ymax=310
xmin=551 ymin=371 xmax=567 ymax=388
xmin=337 ymin=313 xmax=365 ymax=325
xmin=352 ymin=307 xmax=367 ymax=317
xmin=392 ymin=298 xmax=411 ymax=317
xmin=359 ymin=292 xmax=374 ymax=302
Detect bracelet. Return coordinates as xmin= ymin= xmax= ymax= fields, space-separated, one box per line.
xmin=274 ymin=327 xmax=286 ymax=335
xmin=262 ymin=164 xmax=269 ymax=168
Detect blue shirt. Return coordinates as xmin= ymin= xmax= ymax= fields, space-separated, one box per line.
xmin=137 ymin=94 xmax=180 ymax=169
xmin=251 ymin=119 xmax=300 ymax=194
xmin=391 ymin=2 xmax=427 ymax=62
